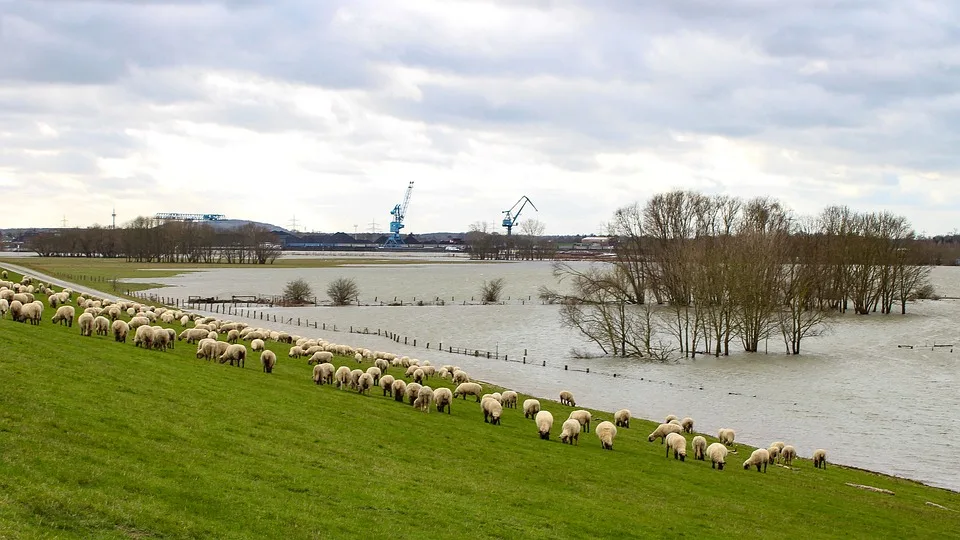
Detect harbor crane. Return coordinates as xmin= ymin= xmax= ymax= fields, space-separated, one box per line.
xmin=384 ymin=181 xmax=414 ymax=247
xmin=501 ymin=196 xmax=537 ymax=236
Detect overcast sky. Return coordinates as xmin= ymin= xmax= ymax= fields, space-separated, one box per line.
xmin=2 ymin=1 xmax=958 ymax=235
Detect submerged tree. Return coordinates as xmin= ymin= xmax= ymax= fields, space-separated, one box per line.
xmin=284 ymin=278 xmax=313 ymax=305
xmin=480 ymin=278 xmax=506 ymax=303
xmin=327 ymin=277 xmax=359 ymax=306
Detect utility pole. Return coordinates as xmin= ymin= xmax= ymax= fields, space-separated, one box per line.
xmin=112 ymin=208 xmax=117 ymax=229
xmin=368 ymin=219 xmax=379 ymax=234
xmin=61 ymin=215 xmax=68 ymax=228
xmin=289 ymin=215 xmax=299 ymax=232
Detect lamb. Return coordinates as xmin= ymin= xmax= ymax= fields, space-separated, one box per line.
xmin=219 ymin=344 xmax=247 ymax=367
xmin=78 ymin=312 xmax=95 ymax=337
xmin=313 ymin=362 xmax=335 ymax=385
xmin=392 ymin=379 xmax=407 ymax=402
xmin=357 ymin=372 xmax=374 ymax=394
xmin=781 ymin=445 xmax=797 ymax=466
xmin=112 ymin=320 xmax=129 ymax=343
xmin=692 ymin=436 xmax=707 ymax=461
xmin=51 ymin=305 xmax=75 ymax=327
xmin=665 ymin=432 xmax=687 ymax=461
xmin=500 ymin=390 xmax=518 ymax=409
xmin=380 ymin=375 xmax=396 ymax=396
xmin=335 ymin=366 xmax=352 ymax=389
xmin=568 ymin=410 xmax=592 ymax=433
xmin=718 ymin=428 xmax=736 ymax=447
xmin=706 ymin=442 xmax=728 ymax=470
xmin=664 ymin=414 xmax=678 ymax=424
xmin=813 ymin=449 xmax=827 ymax=469
xmin=559 ymin=390 xmax=576 ymax=406
xmin=523 ymin=399 xmax=541 ymax=419
xmin=681 ymin=417 xmax=694 ymax=433
xmin=251 ymin=338 xmax=265 ymax=352
xmin=261 ymin=350 xmax=277 ymax=373
xmin=743 ymin=448 xmax=770 ymax=472
xmin=454 ymin=382 xmax=483 ymax=402
xmin=648 ymin=423 xmax=683 ymax=443
xmin=482 ymin=396 xmax=502 ymax=425
xmin=94 ymin=316 xmax=110 ymax=336
xmin=434 ymin=387 xmax=453 ymax=414
xmin=595 ymin=421 xmax=617 ymax=450
xmin=413 ymin=386 xmax=434 ymax=412
xmin=560 ymin=418 xmax=581 ymax=445
xmin=536 ymin=410 xmax=554 ymax=440
xmin=365 ymin=366 xmax=381 ymax=386
xmin=405 ymin=382 xmax=422 ymax=405
xmin=614 ymin=409 xmax=631 ymax=428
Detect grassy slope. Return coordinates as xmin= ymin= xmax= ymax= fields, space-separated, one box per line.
xmin=1 ymin=269 xmax=958 ymax=539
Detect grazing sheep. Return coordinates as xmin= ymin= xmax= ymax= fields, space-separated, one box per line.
xmin=559 ymin=390 xmax=576 ymax=406
xmin=112 ymin=320 xmax=129 ymax=343
xmin=51 ymin=305 xmax=75 ymax=327
xmin=813 ymin=449 xmax=827 ymax=469
xmin=309 ymin=351 xmax=334 ymax=365
xmin=767 ymin=446 xmax=780 ymax=464
xmin=129 ymin=316 xmax=150 ymax=330
xmin=94 ymin=316 xmax=110 ymax=336
xmin=535 ymin=410 xmax=554 ymax=440
xmin=196 ymin=339 xmax=218 ymax=361
xmin=380 ymin=375 xmax=396 ymax=396
xmin=288 ymin=346 xmax=303 ymax=358
xmin=707 ymin=443 xmax=728 ymax=470
xmin=771 ymin=441 xmax=786 ymax=462
xmin=350 ymin=369 xmax=365 ymax=391
xmin=392 ymin=379 xmax=407 ymax=402
xmin=365 ymin=366 xmax=381 ymax=385
xmin=781 ymin=445 xmax=796 ymax=466
xmin=681 ymin=417 xmax=694 ymax=433
xmin=523 ymin=399 xmax=541 ymax=419
xmin=718 ymin=428 xmax=736 ymax=447
xmin=413 ymin=386 xmax=434 ymax=412
xmin=743 ymin=448 xmax=770 ymax=472
xmin=560 ymin=418 xmax=581 ymax=445
xmin=434 ymin=387 xmax=453 ymax=414
xmin=648 ymin=423 xmax=684 ymax=444
xmin=19 ymin=302 xmax=42 ymax=325
xmin=375 ymin=358 xmax=389 ymax=374
xmin=219 ymin=344 xmax=247 ymax=367
xmin=595 ymin=421 xmax=617 ymax=450
xmin=78 ymin=312 xmax=95 ymax=337
xmin=452 ymin=370 xmax=470 ymax=384
xmin=357 ymin=372 xmax=374 ymax=394
xmin=665 ymin=432 xmax=687 ymax=461
xmin=482 ymin=397 xmax=502 ymax=425
xmin=354 ymin=352 xmax=363 ymax=363
xmin=692 ymin=436 xmax=707 ymax=461
xmin=0 ymin=298 xmax=7 ymax=319
xmin=334 ymin=366 xmax=352 ymax=389
xmin=8 ymin=300 xmax=22 ymax=322
xmin=454 ymin=382 xmax=483 ymax=402
xmin=405 ymin=382 xmax=422 ymax=405
xmin=178 ymin=328 xmax=209 ymax=344
xmin=151 ymin=326 xmax=170 ymax=351
xmin=226 ymin=329 xmax=240 ymax=344
xmin=413 ymin=368 xmax=425 ymax=385
xmin=313 ymin=363 xmax=335 ymax=385
xmin=261 ymin=350 xmax=277 ymax=373
xmin=568 ymin=410 xmax=592 ymax=433
xmin=664 ymin=414 xmax=678 ymax=424
xmin=500 ymin=390 xmax=518 ymax=409
xmin=614 ymin=409 xmax=631 ymax=428
xmin=251 ymin=338 xmax=265 ymax=352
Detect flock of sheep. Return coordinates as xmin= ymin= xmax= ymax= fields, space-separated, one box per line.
xmin=1 ymin=269 xmax=830 ymax=473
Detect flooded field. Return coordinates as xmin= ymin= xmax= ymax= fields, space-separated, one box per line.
xmin=134 ymin=262 xmax=960 ymax=491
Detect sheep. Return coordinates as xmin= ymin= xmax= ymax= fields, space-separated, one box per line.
xmin=7 ymin=300 xmax=20 ymax=322
xmin=309 ymin=351 xmax=334 ymax=365
xmin=813 ymin=449 xmax=827 ymax=469
xmin=771 ymin=441 xmax=786 ymax=462
xmin=129 ymin=316 xmax=150 ymax=330
xmin=560 ymin=418 xmax=581 ymax=445
xmin=718 ymin=428 xmax=736 ymax=447
xmin=313 ymin=362 xmax=335 ymax=385
xmin=219 ymin=344 xmax=247 ymax=367
xmin=196 ymin=339 xmax=218 ymax=360
xmin=47 ymin=293 xmax=60 ymax=309
xmin=413 ymin=386 xmax=434 ymax=412
xmin=413 ymin=368 xmax=425 ymax=385
xmin=112 ymin=320 xmax=129 ymax=343
xmin=214 ymin=341 xmax=230 ymax=358
xmin=288 ymin=346 xmax=303 ymax=358
xmin=0 ymin=270 xmax=5 ymax=279
xmin=454 ymin=382 xmax=483 ymax=402
xmin=767 ymin=446 xmax=780 ymax=464
xmin=665 ymin=432 xmax=687 ymax=461
xmin=405 ymin=382 xmax=422 ymax=405
xmin=482 ymin=397 xmax=502 ymax=425
xmin=595 ymin=421 xmax=617 ymax=450
xmin=354 ymin=352 xmax=363 ymax=363
xmin=568 ymin=410 xmax=592 ymax=433
xmin=375 ymin=358 xmax=389 ymax=374
xmin=743 ymin=448 xmax=770 ymax=472
xmin=434 ymin=387 xmax=453 ymax=414
xmin=365 ymin=366 xmax=381 ymax=386
xmin=693 ymin=436 xmax=707 ymax=461
xmin=0 ymin=298 xmax=7 ymax=319
xmin=357 ymin=372 xmax=374 ymax=394
xmin=523 ymin=399 xmax=541 ymax=419
xmin=614 ymin=409 xmax=631 ymax=428
xmin=392 ymin=379 xmax=407 ymax=402
xmin=151 ymin=326 xmax=170 ymax=351
xmin=335 ymin=366 xmax=352 ymax=389
xmin=380 ymin=374 xmax=395 ymax=396
xmin=19 ymin=302 xmax=42 ymax=325
xmin=452 ymin=370 xmax=470 ymax=384
xmin=51 ymin=305 xmax=75 ymax=327
xmin=178 ymin=328 xmax=209 ymax=344
xmin=350 ymin=369 xmax=365 ymax=391
xmin=94 ymin=316 xmax=110 ymax=336
xmin=500 ymin=390 xmax=518 ymax=409
xmin=78 ymin=312 xmax=95 ymax=337
xmin=781 ymin=445 xmax=797 ymax=466
xmin=706 ymin=442 xmax=728 ymax=470
xmin=681 ymin=417 xmax=694 ymax=433
xmin=260 ymin=350 xmax=277 ymax=373
xmin=559 ymin=390 xmax=576 ymax=406
xmin=648 ymin=423 xmax=683 ymax=444
xmin=535 ymin=410 xmax=554 ymax=440
xmin=664 ymin=414 xmax=678 ymax=424
xmin=251 ymin=338 xmax=265 ymax=352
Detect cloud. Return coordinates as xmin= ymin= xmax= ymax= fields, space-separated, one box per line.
xmin=1 ymin=0 xmax=959 ymax=234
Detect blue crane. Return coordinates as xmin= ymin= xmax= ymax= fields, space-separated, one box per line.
xmin=501 ymin=196 xmax=537 ymax=236
xmin=383 ymin=181 xmax=414 ymax=247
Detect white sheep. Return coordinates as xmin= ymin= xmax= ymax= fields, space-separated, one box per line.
xmin=404 ymin=382 xmax=422 ymax=405
xmin=434 ymin=387 xmax=453 ymax=414
xmin=452 ymin=370 xmax=470 ymax=384
xmin=536 ymin=410 xmax=554 ymax=440
xmin=500 ymin=390 xmax=518 ymax=409
xmin=313 ymin=362 xmax=335 ymax=385
xmin=375 ymin=358 xmax=389 ymax=374
xmin=559 ymin=390 xmax=576 ymax=406
xmin=523 ymin=399 xmax=541 ymax=419
xmin=664 ymin=414 xmax=678 ymax=424
xmin=813 ymin=449 xmax=827 ymax=469
xmin=251 ymin=338 xmax=265 ymax=352
xmin=595 ymin=421 xmax=617 ymax=450
xmin=482 ymin=397 xmax=502 ymax=425
xmin=718 ymin=428 xmax=736 ymax=447
xmin=350 ymin=369 xmax=365 ymax=391
xmin=19 ymin=302 xmax=42 ymax=325
xmin=380 ymin=375 xmax=396 ymax=396
xmin=261 ymin=350 xmax=277 ymax=373
xmin=665 ymin=432 xmax=687 ymax=461
xmin=196 ymin=339 xmax=218 ymax=361
xmin=309 ymin=351 xmax=334 ymax=365
xmin=51 ymin=305 xmax=75 ymax=327
xmin=743 ymin=448 xmax=770 ymax=472
xmin=693 ymin=436 xmax=707 ymax=461
xmin=112 ymin=320 xmax=129 ymax=343
xmin=391 ymin=379 xmax=407 ymax=402
xmin=219 ymin=344 xmax=247 ymax=367
xmin=681 ymin=417 xmax=694 ymax=433
xmin=568 ymin=410 xmax=592 ymax=433
xmin=614 ymin=409 xmax=631 ymax=428
xmin=454 ymin=382 xmax=483 ymax=402
xmin=781 ymin=445 xmax=796 ymax=466
xmin=357 ymin=372 xmax=374 ymax=394
xmin=560 ymin=418 xmax=581 ymax=445
xmin=365 ymin=366 xmax=381 ymax=385
xmin=413 ymin=386 xmax=434 ymax=412
xmin=648 ymin=423 xmax=683 ymax=444
xmin=78 ymin=312 xmax=95 ymax=337
xmin=151 ymin=326 xmax=170 ymax=351
xmin=413 ymin=368 xmax=425 ymax=385
xmin=354 ymin=352 xmax=363 ymax=363
xmin=706 ymin=442 xmax=728 ymax=470
xmin=767 ymin=446 xmax=780 ymax=464
xmin=94 ymin=316 xmax=110 ymax=336
xmin=335 ymin=366 xmax=352 ymax=389
xmin=0 ymin=298 xmax=7 ymax=319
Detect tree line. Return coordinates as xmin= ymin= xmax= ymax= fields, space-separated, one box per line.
xmin=540 ymin=190 xmax=934 ymax=360
xmin=25 ymin=217 xmax=281 ymax=264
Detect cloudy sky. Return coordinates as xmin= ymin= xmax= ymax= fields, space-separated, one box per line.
xmin=2 ymin=0 xmax=959 ymax=235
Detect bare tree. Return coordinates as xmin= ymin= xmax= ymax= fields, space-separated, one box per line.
xmin=518 ymin=219 xmax=546 ymax=237
xmin=284 ymin=278 xmax=314 ymax=305
xmin=327 ymin=277 xmax=359 ymax=306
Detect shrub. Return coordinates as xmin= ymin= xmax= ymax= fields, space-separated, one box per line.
xmin=480 ymin=278 xmax=505 ymax=303
xmin=327 ymin=277 xmax=359 ymax=306
xmin=283 ymin=278 xmax=313 ymax=305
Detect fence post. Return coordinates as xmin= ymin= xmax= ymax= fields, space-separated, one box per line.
xmin=413 ymin=339 xmax=416 ymax=347
xmin=565 ymin=365 xmax=568 ymax=370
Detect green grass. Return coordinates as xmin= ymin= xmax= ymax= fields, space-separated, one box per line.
xmin=1 ymin=269 xmax=958 ymax=538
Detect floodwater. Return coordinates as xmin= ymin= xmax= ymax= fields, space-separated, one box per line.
xmin=133 ymin=261 xmax=960 ymax=492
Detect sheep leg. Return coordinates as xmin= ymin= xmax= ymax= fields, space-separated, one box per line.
xmin=666 ymin=446 xmax=670 ymax=459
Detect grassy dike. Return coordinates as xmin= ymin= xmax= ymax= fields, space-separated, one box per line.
xmin=1 ymin=270 xmax=958 ymax=538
